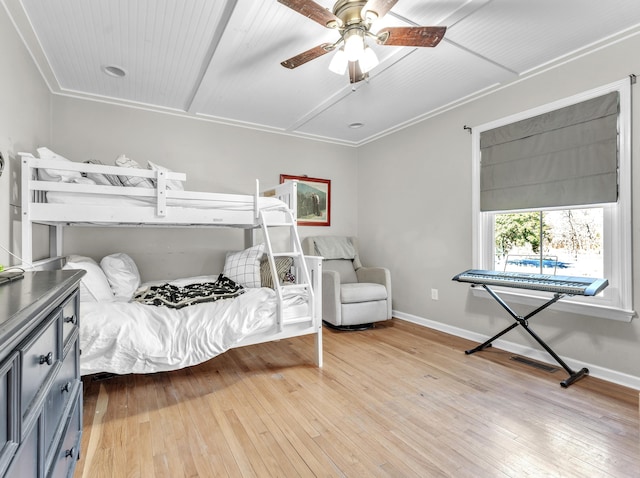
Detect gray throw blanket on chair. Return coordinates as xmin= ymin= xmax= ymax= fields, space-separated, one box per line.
xmin=313 ymin=236 xmax=356 ymax=260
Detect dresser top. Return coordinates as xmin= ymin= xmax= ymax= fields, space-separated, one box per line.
xmin=0 ymin=270 xmax=85 ymax=350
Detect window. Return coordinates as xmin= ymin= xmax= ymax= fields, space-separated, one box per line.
xmin=494 ymin=208 xmax=603 ymax=278
xmin=472 ymin=78 xmax=634 ymax=321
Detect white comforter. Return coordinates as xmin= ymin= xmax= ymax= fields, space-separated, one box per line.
xmin=79 ymin=284 xmax=308 ymax=375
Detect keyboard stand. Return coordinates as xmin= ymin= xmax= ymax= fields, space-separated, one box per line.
xmin=465 ymin=284 xmax=589 ymax=387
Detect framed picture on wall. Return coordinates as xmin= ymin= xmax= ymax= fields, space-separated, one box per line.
xmin=280 ymin=174 xmax=331 ymax=226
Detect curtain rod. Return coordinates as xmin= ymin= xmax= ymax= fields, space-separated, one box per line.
xmin=463 ymin=76 xmax=635 ymax=134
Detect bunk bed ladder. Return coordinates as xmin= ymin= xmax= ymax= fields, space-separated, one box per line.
xmin=259 ymin=209 xmax=315 ymax=333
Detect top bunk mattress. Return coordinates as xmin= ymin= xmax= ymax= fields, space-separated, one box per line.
xmin=45 ymin=191 xmax=288 ymax=211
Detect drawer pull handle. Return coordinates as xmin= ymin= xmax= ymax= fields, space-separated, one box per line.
xmin=64 ymin=314 xmax=77 ymax=325
xmin=39 ymin=352 xmax=53 ymax=366
xmin=65 ymin=447 xmax=75 ymax=458
xmin=61 ymin=381 xmax=72 ymax=393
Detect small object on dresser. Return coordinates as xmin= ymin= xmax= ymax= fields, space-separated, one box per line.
xmin=0 ymin=269 xmax=24 ymax=286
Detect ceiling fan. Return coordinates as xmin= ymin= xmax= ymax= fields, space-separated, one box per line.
xmin=278 ymin=0 xmax=446 ymax=83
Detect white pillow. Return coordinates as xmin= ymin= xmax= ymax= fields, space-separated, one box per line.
xmin=148 ymin=160 xmax=184 ymax=191
xmin=63 ymin=255 xmax=115 ymax=302
xmin=114 ymin=154 xmax=154 ymax=188
xmin=223 ymin=243 xmax=265 ymax=288
xmin=100 ymin=253 xmax=141 ymax=300
xmin=36 ymin=147 xmax=83 ymax=182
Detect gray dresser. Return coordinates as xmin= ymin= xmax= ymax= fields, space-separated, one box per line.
xmin=0 ymin=270 xmax=85 ymax=478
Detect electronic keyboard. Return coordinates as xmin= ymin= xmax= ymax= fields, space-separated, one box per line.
xmin=452 ymin=269 xmax=608 ymax=296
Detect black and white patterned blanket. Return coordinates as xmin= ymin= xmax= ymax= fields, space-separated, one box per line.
xmin=133 ymin=274 xmax=245 ymax=309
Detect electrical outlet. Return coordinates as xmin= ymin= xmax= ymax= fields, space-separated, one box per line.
xmin=431 ymin=288 xmax=438 ymax=300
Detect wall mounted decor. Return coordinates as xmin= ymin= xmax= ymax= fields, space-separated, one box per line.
xmin=280 ymin=174 xmax=331 ymax=226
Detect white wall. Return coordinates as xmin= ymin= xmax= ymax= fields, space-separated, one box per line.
xmin=47 ymin=97 xmax=358 ymax=280
xmin=0 ymin=4 xmax=50 ymax=267
xmin=358 ymin=33 xmax=640 ymax=386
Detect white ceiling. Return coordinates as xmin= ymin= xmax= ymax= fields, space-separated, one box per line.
xmin=5 ymin=0 xmax=640 ymax=146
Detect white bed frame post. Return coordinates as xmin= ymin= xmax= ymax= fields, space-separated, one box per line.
xmin=244 ymin=229 xmax=256 ymax=248
xmin=20 ymin=155 xmax=33 ymax=266
xmin=20 ymin=154 xmax=63 ymax=267
xmin=50 ymin=226 xmax=63 ymax=261
xmin=305 ymin=255 xmax=323 ymax=367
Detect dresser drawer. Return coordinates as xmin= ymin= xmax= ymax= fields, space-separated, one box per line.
xmin=6 ymin=414 xmax=41 ymax=478
xmin=44 ymin=336 xmax=79 ymax=461
xmin=47 ymin=388 xmax=81 ymax=478
xmin=0 ymin=353 xmax=18 ymax=477
xmin=60 ymin=292 xmax=79 ymax=352
xmin=19 ymin=311 xmax=60 ymax=430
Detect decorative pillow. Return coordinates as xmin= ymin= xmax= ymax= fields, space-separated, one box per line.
xmin=114 ymin=154 xmax=154 ymax=188
xmin=148 ymin=160 xmax=184 ymax=191
xmin=84 ymin=159 xmax=123 ymax=186
xmin=260 ymin=256 xmax=294 ymax=288
xmin=36 ymin=147 xmax=83 ymax=182
xmin=62 ymin=254 xmax=115 ymax=302
xmin=223 ymin=243 xmax=265 ymax=288
xmin=100 ymin=253 xmax=141 ymax=300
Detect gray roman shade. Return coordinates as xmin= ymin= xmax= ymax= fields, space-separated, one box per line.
xmin=480 ymin=91 xmax=619 ymax=211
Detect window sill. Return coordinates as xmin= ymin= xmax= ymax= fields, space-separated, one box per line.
xmin=469 ymin=285 xmax=636 ymax=322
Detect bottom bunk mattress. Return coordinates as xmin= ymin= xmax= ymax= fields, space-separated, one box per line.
xmin=79 ymin=281 xmax=309 ymax=375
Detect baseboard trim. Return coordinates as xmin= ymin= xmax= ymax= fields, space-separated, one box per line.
xmin=393 ymin=310 xmax=640 ymax=391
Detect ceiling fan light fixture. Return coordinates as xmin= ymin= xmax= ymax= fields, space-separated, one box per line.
xmin=343 ymin=28 xmax=365 ymax=62
xmin=363 ymin=9 xmax=378 ymax=25
xmin=359 ymin=46 xmax=378 ymax=73
xmin=279 ymin=0 xmax=447 ymax=85
xmin=328 ymin=48 xmax=348 ymax=75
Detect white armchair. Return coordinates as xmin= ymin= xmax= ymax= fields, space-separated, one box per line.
xmin=302 ymin=236 xmax=392 ymax=330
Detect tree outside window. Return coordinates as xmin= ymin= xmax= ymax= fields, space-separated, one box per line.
xmin=494 ymin=208 xmax=603 ymax=278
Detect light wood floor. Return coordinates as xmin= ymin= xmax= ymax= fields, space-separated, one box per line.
xmin=75 ymin=319 xmax=639 ymax=478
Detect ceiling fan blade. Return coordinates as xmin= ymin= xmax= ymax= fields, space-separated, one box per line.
xmin=362 ymin=0 xmax=399 ymax=21
xmin=377 ymin=26 xmax=446 ymax=47
xmin=278 ymin=0 xmax=342 ymax=28
xmin=281 ymin=43 xmax=333 ymax=69
xmin=349 ymin=61 xmax=367 ymax=84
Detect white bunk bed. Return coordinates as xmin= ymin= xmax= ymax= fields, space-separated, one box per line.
xmin=20 ymin=152 xmax=323 ymax=374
